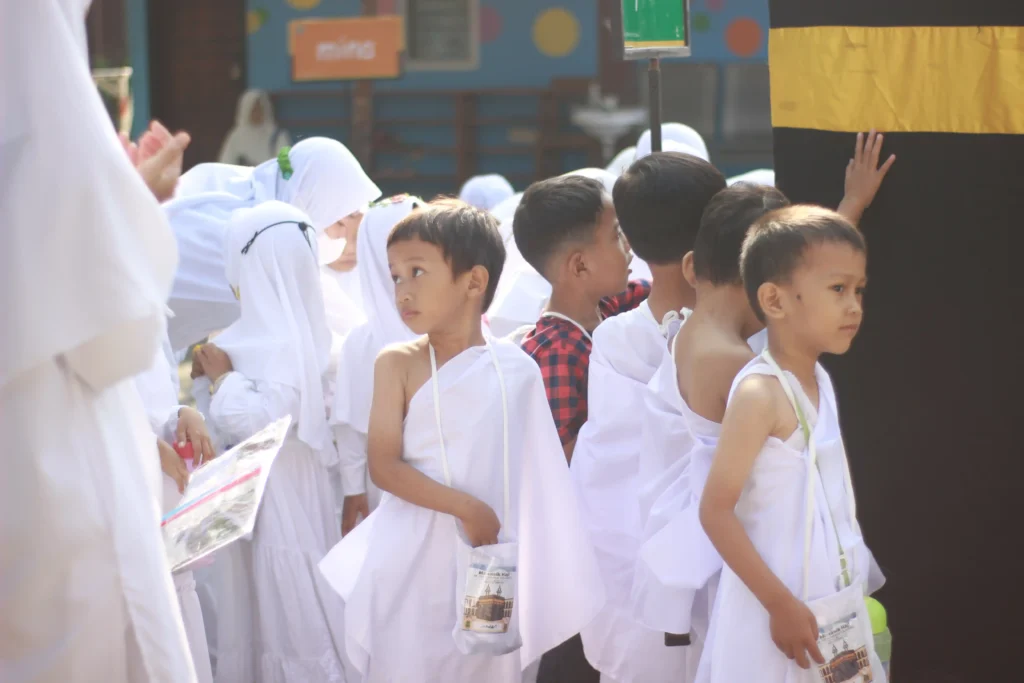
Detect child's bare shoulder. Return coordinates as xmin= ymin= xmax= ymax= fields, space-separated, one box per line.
xmin=690 ymin=332 xmax=757 ymax=390
xmin=730 ymin=371 xmax=795 ymax=438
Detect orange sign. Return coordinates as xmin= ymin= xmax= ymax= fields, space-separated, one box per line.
xmin=290 ymin=16 xmax=404 ymax=81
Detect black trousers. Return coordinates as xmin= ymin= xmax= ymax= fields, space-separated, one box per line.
xmin=536 ymin=634 xmax=600 ymax=683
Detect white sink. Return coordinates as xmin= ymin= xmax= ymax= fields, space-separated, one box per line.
xmin=571 ymin=106 xmax=648 ymax=162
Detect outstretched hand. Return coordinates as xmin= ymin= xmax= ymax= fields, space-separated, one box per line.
xmin=837 ymin=130 xmax=896 ymax=226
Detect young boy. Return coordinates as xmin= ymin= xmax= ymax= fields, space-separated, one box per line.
xmin=319 ymin=199 xmax=605 ymax=683
xmin=567 ymin=152 xmax=726 ymax=683
xmin=513 ymin=175 xmax=647 ymax=464
xmin=697 ymin=206 xmax=886 ymax=682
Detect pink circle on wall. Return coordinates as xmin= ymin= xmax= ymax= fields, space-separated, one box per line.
xmin=480 ymin=5 xmax=502 ymax=43
xmin=377 ymin=0 xmax=397 ymax=13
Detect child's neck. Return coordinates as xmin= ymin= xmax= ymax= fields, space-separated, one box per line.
xmin=647 ymin=264 xmax=695 ymax=323
xmin=427 ymin=313 xmax=487 ymax=364
xmin=765 ymin=327 xmax=819 ymax=392
xmin=546 ymin=287 xmax=603 ymax=332
xmin=693 ymin=283 xmax=760 ymax=341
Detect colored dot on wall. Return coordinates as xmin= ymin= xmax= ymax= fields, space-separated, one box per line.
xmin=286 ymin=0 xmax=321 ymax=10
xmin=533 ymin=8 xmax=580 ymax=58
xmin=725 ymin=17 xmax=762 ymax=57
xmin=705 ymin=0 xmax=725 ymax=12
xmin=247 ymin=8 xmax=269 ymax=35
xmin=693 ymin=12 xmax=711 ymax=33
xmin=480 ymin=5 xmax=502 ymax=44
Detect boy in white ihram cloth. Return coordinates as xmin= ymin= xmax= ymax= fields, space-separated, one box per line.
xmin=189 ymin=201 xmax=352 ymax=682
xmin=634 ymin=134 xmax=895 ymax=663
xmin=0 ymin=1 xmax=196 ymax=680
xmin=697 ymin=205 xmax=887 ymax=683
xmin=163 ymin=136 xmax=381 ymax=351
xmin=319 ymin=199 xmax=606 ymax=683
xmin=635 ymin=122 xmax=710 ymax=162
xmin=569 ymin=152 xmax=725 ymax=683
xmin=630 ymin=184 xmax=787 ymax=673
xmin=331 ymin=195 xmax=423 ymax=534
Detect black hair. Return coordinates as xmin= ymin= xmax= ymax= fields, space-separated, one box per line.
xmin=741 ymin=205 xmax=866 ymax=322
xmin=387 ymin=198 xmax=506 ymax=310
xmin=694 ymin=182 xmax=790 ymax=285
xmin=612 ymin=151 xmax=726 ymax=265
xmin=512 ymin=175 xmax=606 ymax=277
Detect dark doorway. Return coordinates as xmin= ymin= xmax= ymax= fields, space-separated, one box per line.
xmin=148 ymin=0 xmax=247 ymax=169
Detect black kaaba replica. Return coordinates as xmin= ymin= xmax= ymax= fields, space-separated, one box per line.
xmin=768 ymin=1 xmax=1022 ymax=680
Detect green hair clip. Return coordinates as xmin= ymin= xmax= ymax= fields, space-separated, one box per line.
xmin=277 ymin=146 xmax=294 ymax=180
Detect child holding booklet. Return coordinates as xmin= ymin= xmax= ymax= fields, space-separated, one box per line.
xmin=319 ymin=199 xmax=605 ymax=683
xmin=697 ymin=206 xmax=886 ymax=683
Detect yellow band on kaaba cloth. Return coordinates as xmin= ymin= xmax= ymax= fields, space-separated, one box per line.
xmin=769 ymin=25 xmax=1024 ymax=134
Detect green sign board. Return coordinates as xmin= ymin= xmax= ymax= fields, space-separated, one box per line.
xmin=621 ymin=0 xmax=691 ymax=59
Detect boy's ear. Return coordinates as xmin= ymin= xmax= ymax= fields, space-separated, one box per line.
xmin=681 ymin=251 xmax=697 ymax=288
xmin=757 ymin=282 xmax=785 ymax=321
xmin=466 ymin=264 xmax=490 ymax=301
xmin=568 ymin=249 xmax=587 ymax=278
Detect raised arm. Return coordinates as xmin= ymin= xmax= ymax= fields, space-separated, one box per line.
xmin=836 ymin=130 xmax=896 ymax=227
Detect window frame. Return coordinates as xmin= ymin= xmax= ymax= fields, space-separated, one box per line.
xmin=397 ymin=0 xmax=481 ymax=71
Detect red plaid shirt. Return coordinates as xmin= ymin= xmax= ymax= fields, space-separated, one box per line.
xmin=520 ymin=280 xmax=651 ymax=447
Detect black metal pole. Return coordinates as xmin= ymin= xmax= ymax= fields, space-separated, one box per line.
xmin=648 ymin=57 xmax=662 ymax=152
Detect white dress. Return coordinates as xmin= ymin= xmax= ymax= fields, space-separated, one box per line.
xmin=571 ymin=303 xmax=690 ymax=683
xmin=320 ymin=342 xmax=607 ymax=683
xmin=209 ymin=374 xmax=351 ymax=682
xmin=695 ymin=358 xmax=884 ymax=683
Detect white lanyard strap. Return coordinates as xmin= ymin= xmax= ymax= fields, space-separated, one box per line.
xmin=761 ymin=351 xmax=858 ymax=601
xmin=429 ymin=342 xmax=511 ymax=539
xmin=541 ymin=311 xmax=594 ymax=343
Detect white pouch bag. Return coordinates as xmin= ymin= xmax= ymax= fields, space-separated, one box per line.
xmin=430 ymin=342 xmax=522 ymax=656
xmin=763 ymin=351 xmax=884 ymax=683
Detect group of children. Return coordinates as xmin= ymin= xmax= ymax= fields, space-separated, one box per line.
xmin=148 ymin=121 xmax=895 ymax=683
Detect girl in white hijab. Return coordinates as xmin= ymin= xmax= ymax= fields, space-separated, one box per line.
xmin=191 ymin=200 xmax=352 ymax=683
xmin=458 ymin=173 xmax=515 ymax=210
xmin=635 ymin=122 xmax=710 ymax=162
xmin=606 ymin=145 xmax=637 ymax=176
xmin=218 ymin=89 xmax=291 ymax=166
xmin=331 ymin=195 xmax=422 ymax=535
xmin=165 ymin=137 xmax=381 ymax=351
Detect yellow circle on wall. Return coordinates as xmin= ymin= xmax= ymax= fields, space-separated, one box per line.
xmin=533 ymin=8 xmax=580 ymax=58
xmin=287 ymin=0 xmax=321 ymax=10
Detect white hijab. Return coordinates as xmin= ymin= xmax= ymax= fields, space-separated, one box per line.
xmin=606 ymin=146 xmax=637 ymax=176
xmin=164 ymin=137 xmax=381 ymax=350
xmin=636 ymin=122 xmax=710 ymax=162
xmin=332 ymin=196 xmax=422 ymax=431
xmin=216 ymin=200 xmax=332 ymax=450
xmin=458 ymin=174 xmax=514 ymax=211
xmin=218 ymin=89 xmax=286 ymax=166
xmin=564 ymin=166 xmax=618 ymax=194
xmin=0 ymin=0 xmax=176 ymax=391
xmin=728 ymin=168 xmax=776 ymax=187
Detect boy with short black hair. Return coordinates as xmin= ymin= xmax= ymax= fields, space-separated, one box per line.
xmin=696 ymin=205 xmax=885 ymax=682
xmin=566 ymin=151 xmax=726 ymax=683
xmin=320 ymin=199 xmax=605 ymax=683
xmin=514 ymin=175 xmax=648 ymax=464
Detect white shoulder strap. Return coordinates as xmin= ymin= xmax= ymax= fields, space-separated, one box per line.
xmin=429 ymin=342 xmax=511 ymax=540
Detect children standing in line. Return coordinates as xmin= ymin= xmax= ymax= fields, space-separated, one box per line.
xmin=319 ymin=199 xmax=604 ymax=683
xmin=697 ymin=206 xmax=886 ymax=683
xmin=569 ymin=152 xmax=726 ymax=683
xmin=191 ymin=200 xmax=349 ymax=682
xmin=632 ymin=184 xmax=789 ymax=663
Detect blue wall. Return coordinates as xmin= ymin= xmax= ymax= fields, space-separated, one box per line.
xmin=246 ymin=1 xmax=599 ymax=92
